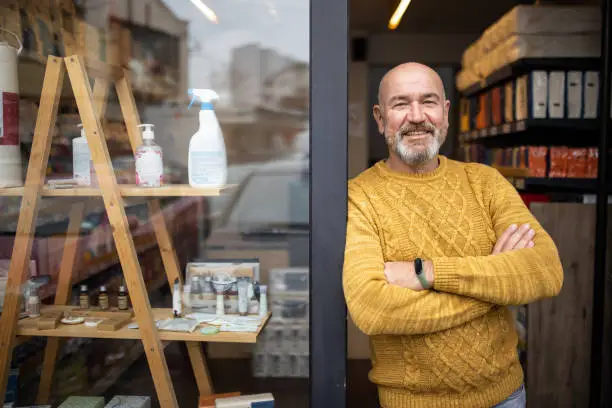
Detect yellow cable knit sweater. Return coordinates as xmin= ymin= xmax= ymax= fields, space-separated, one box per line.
xmin=343 ymin=156 xmax=563 ymax=408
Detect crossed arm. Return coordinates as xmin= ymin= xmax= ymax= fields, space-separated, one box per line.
xmin=343 ymin=171 xmax=563 ymax=337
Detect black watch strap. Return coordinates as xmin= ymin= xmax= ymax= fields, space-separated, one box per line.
xmin=414 ymin=258 xmax=430 ymax=289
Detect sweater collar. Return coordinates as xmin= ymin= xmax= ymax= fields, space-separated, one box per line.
xmin=375 ymin=155 xmax=448 ymax=181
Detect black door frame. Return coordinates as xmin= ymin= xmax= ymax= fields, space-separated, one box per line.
xmin=310 ymin=0 xmax=348 ymax=407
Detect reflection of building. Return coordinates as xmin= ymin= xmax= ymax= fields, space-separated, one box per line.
xmin=220 ymin=44 xmax=309 ymax=163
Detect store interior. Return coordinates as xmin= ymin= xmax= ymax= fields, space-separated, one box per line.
xmin=0 ymin=0 xmax=609 ymax=407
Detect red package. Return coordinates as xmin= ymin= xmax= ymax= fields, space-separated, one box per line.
xmin=528 ymin=147 xmax=548 ymax=178
xmin=549 ymin=147 xmax=569 ymax=178
xmin=587 ymin=148 xmax=599 ymax=178
xmin=567 ymin=148 xmax=587 ymax=178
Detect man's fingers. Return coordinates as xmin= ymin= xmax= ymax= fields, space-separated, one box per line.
xmin=514 ymin=228 xmax=535 ymax=250
xmin=493 ymin=224 xmax=517 ymax=254
xmin=501 ymin=223 xmax=531 ymax=252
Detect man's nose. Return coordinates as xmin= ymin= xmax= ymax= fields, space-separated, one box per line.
xmin=407 ymin=102 xmax=425 ymax=123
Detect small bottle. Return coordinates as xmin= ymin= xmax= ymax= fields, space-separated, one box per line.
xmin=117 ymin=285 xmax=129 ymax=311
xmin=173 ymin=278 xmax=182 ymax=318
xmin=227 ymin=282 xmax=239 ymax=314
xmin=248 ymin=280 xmax=259 ymax=314
xmin=98 ymin=285 xmax=109 ymax=310
xmin=79 ymin=284 xmax=90 ymax=309
xmin=259 ymin=285 xmax=268 ymax=317
xmin=135 ymin=124 xmax=163 ymax=187
xmin=202 ymin=276 xmax=216 ymax=313
xmin=237 ymin=278 xmax=249 ymax=316
xmin=28 ymin=294 xmax=40 ymax=318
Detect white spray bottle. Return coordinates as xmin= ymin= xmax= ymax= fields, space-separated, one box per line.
xmin=187 ymin=89 xmax=227 ymax=188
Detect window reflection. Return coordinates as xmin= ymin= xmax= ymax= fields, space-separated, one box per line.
xmin=0 ymin=0 xmax=310 ymax=406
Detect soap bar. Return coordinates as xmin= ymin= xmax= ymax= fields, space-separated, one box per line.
xmin=58 ymin=396 xmax=105 ymax=408
xmin=104 ymin=396 xmax=151 ymax=408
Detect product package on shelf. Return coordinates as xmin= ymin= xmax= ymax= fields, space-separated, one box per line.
xmin=215 ymin=393 xmax=274 ymax=408
xmin=104 ymin=396 xmax=151 ymax=408
xmin=252 ymin=267 xmax=309 ymax=378
xmin=57 ymin=396 xmax=104 ymax=408
xmin=456 ymin=5 xmax=601 ymax=92
xmin=198 ymin=393 xmax=241 ymax=408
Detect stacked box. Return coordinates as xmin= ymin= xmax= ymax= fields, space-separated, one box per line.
xmin=253 ymin=268 xmax=309 ymax=378
xmin=104 ymin=396 xmax=151 ymax=408
xmin=58 ymin=397 xmax=104 ymax=408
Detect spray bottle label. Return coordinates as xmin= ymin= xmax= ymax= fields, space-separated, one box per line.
xmin=189 ymin=151 xmax=225 ymax=185
xmin=0 ymin=92 xmax=19 ymax=145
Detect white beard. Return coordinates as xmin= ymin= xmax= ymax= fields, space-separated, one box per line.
xmin=391 ymin=127 xmax=442 ymax=166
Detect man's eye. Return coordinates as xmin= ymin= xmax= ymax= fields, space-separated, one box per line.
xmin=423 ymin=100 xmax=436 ymax=105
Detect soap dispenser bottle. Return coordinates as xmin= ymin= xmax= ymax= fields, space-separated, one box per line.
xmin=187 ymin=89 xmax=227 ymax=188
xmin=135 ymin=124 xmax=163 ymax=187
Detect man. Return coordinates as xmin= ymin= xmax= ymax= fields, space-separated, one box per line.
xmin=342 ymin=62 xmax=563 ymax=408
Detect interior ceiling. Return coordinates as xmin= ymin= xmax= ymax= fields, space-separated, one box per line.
xmin=350 ymin=0 xmax=525 ymax=34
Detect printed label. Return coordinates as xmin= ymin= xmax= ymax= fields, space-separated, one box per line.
xmin=189 ymin=151 xmax=225 ymax=185
xmin=136 ymin=149 xmax=163 ymax=187
xmin=0 ymin=92 xmax=19 ymax=145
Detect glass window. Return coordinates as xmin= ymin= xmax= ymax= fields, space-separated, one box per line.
xmin=0 ymin=0 xmax=310 ymax=407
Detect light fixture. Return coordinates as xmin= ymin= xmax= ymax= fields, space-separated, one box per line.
xmin=388 ymin=0 xmax=412 ymax=30
xmin=189 ymin=0 xmax=219 ymax=24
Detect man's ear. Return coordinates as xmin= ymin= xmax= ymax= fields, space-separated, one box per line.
xmin=373 ymin=105 xmax=385 ymax=134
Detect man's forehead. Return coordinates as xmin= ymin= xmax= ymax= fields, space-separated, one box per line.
xmin=380 ymin=66 xmax=445 ymax=102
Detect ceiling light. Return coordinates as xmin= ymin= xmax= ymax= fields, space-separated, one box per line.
xmin=388 ymin=0 xmax=412 ymax=30
xmin=189 ymin=0 xmax=219 ymax=24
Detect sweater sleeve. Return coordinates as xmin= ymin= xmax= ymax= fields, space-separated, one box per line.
xmin=343 ymin=182 xmax=494 ymax=336
xmin=432 ymin=166 xmax=564 ymax=305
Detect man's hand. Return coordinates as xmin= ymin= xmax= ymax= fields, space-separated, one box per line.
xmin=492 ymin=223 xmax=535 ymax=255
xmin=384 ymin=260 xmax=434 ymax=291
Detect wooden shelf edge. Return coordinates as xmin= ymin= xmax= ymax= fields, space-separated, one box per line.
xmin=494 ymin=166 xmax=531 ymax=179
xmin=17 ymin=307 xmax=271 ymax=344
xmin=0 ymin=184 xmax=235 ymax=197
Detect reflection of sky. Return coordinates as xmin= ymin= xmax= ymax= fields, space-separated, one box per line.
xmin=163 ymin=0 xmax=309 ymax=89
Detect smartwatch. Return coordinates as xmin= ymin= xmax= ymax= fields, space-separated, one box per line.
xmin=414 ymin=258 xmax=431 ymax=289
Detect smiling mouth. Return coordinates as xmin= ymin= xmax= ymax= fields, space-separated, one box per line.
xmin=402 ymin=131 xmax=432 ymax=138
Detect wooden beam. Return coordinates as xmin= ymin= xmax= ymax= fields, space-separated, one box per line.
xmin=64 ymin=55 xmax=178 ymax=408
xmin=0 ymin=56 xmax=65 ymax=407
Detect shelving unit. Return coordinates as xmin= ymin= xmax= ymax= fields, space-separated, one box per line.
xmin=0 ymin=55 xmax=269 ymax=408
xmin=460 ymin=119 xmax=600 ymax=147
xmin=461 ymin=57 xmax=601 ymax=97
xmin=457 ymin=11 xmax=612 ymax=402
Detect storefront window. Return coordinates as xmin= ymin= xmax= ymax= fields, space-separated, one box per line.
xmin=0 ymin=1 xmax=310 ymax=407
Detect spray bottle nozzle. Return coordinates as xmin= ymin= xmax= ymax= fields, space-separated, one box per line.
xmin=188 ymin=89 xmax=220 ymax=110
xmin=137 ymin=124 xmax=155 ymax=140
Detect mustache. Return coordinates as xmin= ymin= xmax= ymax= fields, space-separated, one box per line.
xmin=398 ymin=123 xmax=436 ymax=136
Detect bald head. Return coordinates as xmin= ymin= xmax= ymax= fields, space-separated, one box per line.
xmin=377 ymin=62 xmax=446 ymax=107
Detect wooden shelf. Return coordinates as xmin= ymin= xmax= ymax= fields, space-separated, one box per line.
xmin=494 ymin=166 xmax=530 ymax=179
xmin=461 ymin=58 xmax=601 ymax=97
xmin=460 ymin=119 xmax=600 ymax=148
xmin=17 ymin=306 xmax=270 ymax=344
xmin=0 ymin=184 xmax=233 ymax=197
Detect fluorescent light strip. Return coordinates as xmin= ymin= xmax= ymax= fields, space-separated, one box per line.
xmin=189 ymin=0 xmax=219 ymax=24
xmin=388 ymin=0 xmax=412 ymax=30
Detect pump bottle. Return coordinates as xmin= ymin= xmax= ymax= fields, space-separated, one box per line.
xmin=135 ymin=124 xmax=163 ymax=187
xmin=187 ymin=89 xmax=227 ymax=188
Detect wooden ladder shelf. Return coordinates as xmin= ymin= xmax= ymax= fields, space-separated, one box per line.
xmin=0 ymin=55 xmax=268 ymax=408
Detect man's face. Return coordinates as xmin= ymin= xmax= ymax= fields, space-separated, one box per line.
xmin=374 ymin=67 xmax=450 ymax=166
